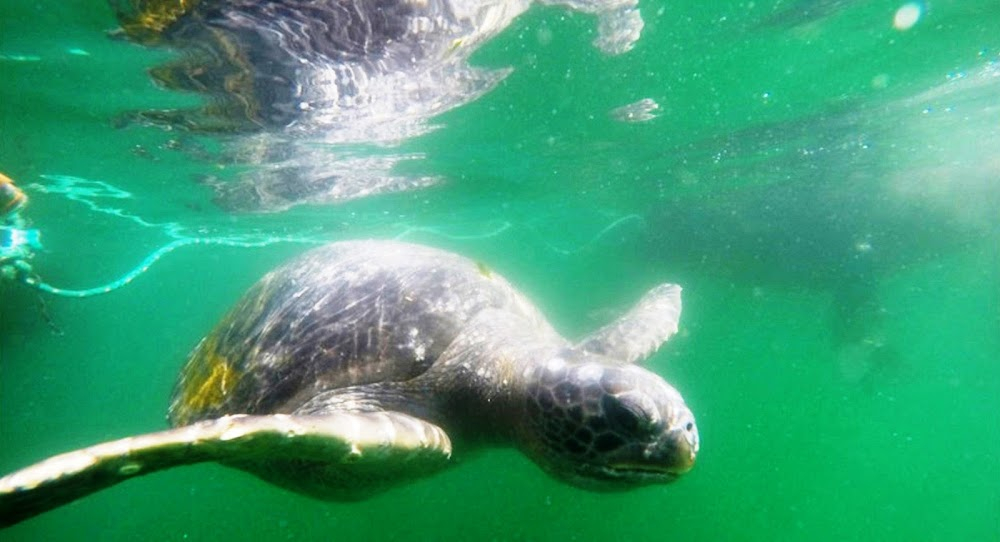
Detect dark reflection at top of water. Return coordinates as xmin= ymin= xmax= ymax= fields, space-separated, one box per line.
xmin=110 ymin=0 xmax=645 ymax=212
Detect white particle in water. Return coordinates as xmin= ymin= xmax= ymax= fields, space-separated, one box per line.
xmin=0 ymin=53 xmax=42 ymax=62
xmin=893 ymin=3 xmax=922 ymax=31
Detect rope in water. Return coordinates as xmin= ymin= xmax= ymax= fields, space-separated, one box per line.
xmin=8 ymin=174 xmax=647 ymax=298
xmin=8 ymin=174 xmax=325 ymax=298
xmin=19 ymin=236 xmax=321 ymax=298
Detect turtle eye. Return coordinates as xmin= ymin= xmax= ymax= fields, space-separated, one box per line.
xmin=602 ymin=394 xmax=650 ymax=434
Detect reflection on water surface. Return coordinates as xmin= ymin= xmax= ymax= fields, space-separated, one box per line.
xmin=112 ymin=0 xmax=645 ymax=211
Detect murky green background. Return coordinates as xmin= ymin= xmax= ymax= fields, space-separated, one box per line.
xmin=2 ymin=0 xmax=999 ymax=540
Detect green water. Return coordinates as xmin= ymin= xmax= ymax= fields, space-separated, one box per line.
xmin=2 ymin=0 xmax=999 ymax=540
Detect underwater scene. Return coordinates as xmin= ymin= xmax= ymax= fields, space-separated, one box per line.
xmin=1 ymin=0 xmax=998 ymax=539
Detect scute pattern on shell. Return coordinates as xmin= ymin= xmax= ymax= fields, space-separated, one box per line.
xmin=170 ymin=241 xmax=547 ymax=425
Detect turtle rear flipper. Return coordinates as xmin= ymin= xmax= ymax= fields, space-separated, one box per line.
xmin=577 ymin=284 xmax=682 ymax=364
xmin=0 ymin=412 xmax=451 ymax=527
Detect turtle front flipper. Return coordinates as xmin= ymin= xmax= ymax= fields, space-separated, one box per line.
xmin=0 ymin=412 xmax=451 ymax=527
xmin=576 ymin=284 xmax=682 ymax=364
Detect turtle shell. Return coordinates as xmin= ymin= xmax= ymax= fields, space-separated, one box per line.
xmin=170 ymin=241 xmax=547 ymax=425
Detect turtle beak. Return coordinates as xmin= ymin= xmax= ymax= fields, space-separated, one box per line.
xmin=666 ymin=426 xmax=698 ymax=473
xmin=607 ymin=426 xmax=698 ymax=479
xmin=642 ymin=424 xmax=699 ymax=475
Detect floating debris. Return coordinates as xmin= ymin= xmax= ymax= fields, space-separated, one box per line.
xmin=610 ymin=98 xmax=661 ymax=123
xmin=893 ymin=3 xmax=923 ymax=31
xmin=0 ymin=53 xmax=42 ymax=62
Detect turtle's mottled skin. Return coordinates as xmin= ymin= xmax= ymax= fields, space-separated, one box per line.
xmin=0 ymin=240 xmax=697 ymax=526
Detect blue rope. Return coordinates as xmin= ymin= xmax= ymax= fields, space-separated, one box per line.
xmin=14 ymin=175 xmax=326 ymax=298
xmin=20 ymin=236 xmax=324 ymax=298
xmin=15 ymin=174 xmax=646 ymax=298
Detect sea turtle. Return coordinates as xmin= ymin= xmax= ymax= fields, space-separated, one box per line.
xmin=0 ymin=240 xmax=698 ymax=527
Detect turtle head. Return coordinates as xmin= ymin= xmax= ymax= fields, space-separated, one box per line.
xmin=519 ymin=353 xmax=698 ymax=489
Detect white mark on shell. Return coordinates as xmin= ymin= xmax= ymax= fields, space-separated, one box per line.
xmin=545 ymin=357 xmax=566 ymax=372
xmin=577 ymin=363 xmax=605 ymax=382
xmin=407 ymin=327 xmax=428 ymax=361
